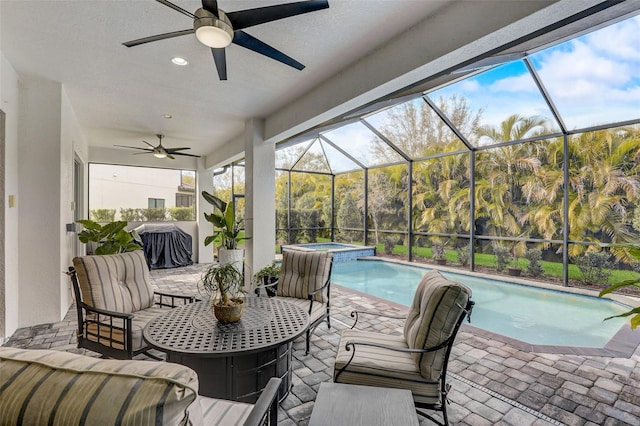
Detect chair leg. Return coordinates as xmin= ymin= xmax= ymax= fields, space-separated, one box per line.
xmin=305 ymin=330 xmax=311 ymax=355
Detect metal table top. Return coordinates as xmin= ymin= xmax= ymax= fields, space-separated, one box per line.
xmin=143 ymin=297 xmax=309 ymax=356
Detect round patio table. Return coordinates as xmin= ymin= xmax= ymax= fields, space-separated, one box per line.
xmin=143 ymin=297 xmax=309 ymax=403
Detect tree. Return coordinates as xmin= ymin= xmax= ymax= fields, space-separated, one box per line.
xmin=337 ymin=193 xmax=362 ymax=242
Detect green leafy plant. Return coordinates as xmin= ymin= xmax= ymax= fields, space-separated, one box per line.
xmin=202 ymin=191 xmax=249 ymax=249
xmin=76 ymin=220 xmax=142 ymax=255
xmin=492 ymin=244 xmax=510 ymax=272
xmin=524 ymin=248 xmax=544 ymax=276
xmin=576 ymin=250 xmax=616 ymax=284
xmin=254 ymin=261 xmax=281 ymax=297
xmin=168 ymin=207 xmax=194 ymax=221
xmin=90 ymin=209 xmax=116 ymax=222
xmin=456 ymin=243 xmax=471 ymax=266
xmin=599 ymin=244 xmax=640 ymax=328
xmin=431 ymin=241 xmax=447 ymax=260
xmin=198 ymin=262 xmax=245 ymax=306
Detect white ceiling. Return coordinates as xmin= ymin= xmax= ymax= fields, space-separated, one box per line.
xmin=3 ymin=0 xmax=629 ymax=164
xmin=0 ymin=0 xmax=452 ymax=157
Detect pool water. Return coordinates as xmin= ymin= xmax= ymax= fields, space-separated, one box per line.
xmin=331 ymin=260 xmax=630 ymax=348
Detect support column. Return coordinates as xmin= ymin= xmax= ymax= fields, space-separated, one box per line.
xmin=244 ymin=119 xmax=275 ymax=290
xmin=197 ymin=159 xmax=214 ymax=264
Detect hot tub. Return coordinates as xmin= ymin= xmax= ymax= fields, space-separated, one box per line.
xmin=281 ymin=242 xmax=376 ymax=263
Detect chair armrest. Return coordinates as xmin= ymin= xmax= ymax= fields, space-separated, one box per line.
xmin=254 ymin=280 xmax=278 ymax=296
xmin=80 ymin=302 xmax=134 ymax=321
xmin=243 ymin=377 xmax=282 ymax=426
xmin=349 ymin=310 xmax=406 ymax=329
xmin=307 ymin=279 xmax=330 ymax=300
xmin=153 ymin=291 xmax=196 ymax=308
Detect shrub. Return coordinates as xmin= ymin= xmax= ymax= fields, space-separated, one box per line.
xmin=119 ymin=208 xmax=142 ymax=221
xmin=169 ymin=207 xmax=194 ymax=221
xmin=492 ymin=244 xmax=510 ymax=272
xmin=576 ymin=250 xmax=616 ymax=284
xmin=383 ymin=236 xmax=397 ymax=254
xmin=457 ymin=243 xmax=471 ymax=266
xmin=141 ymin=207 xmax=167 ymax=222
xmin=90 ymin=209 xmax=115 ymax=222
xmin=432 ymin=243 xmax=445 ymax=260
xmin=524 ymin=248 xmax=544 ymax=276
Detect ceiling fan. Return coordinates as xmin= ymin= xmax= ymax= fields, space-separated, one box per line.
xmin=114 ymin=134 xmax=200 ymax=159
xmin=123 ymin=0 xmax=330 ymax=80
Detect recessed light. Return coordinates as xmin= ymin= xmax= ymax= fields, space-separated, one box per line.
xmin=163 ymin=114 xmax=173 ymax=119
xmin=171 ymin=57 xmax=188 ymax=66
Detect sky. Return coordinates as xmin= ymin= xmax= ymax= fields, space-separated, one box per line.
xmin=277 ymin=14 xmax=640 ymax=166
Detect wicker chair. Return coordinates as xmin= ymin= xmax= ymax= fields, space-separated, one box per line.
xmin=69 ymin=250 xmax=195 ymax=360
xmin=255 ymin=250 xmax=333 ymax=354
xmin=333 ymin=270 xmax=474 ymax=426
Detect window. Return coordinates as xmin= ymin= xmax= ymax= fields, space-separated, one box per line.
xmin=176 ymin=193 xmax=193 ymax=207
xmin=148 ymin=198 xmax=165 ymax=208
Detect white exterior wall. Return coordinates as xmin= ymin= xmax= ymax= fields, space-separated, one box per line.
xmin=0 ymin=52 xmax=20 ymax=339
xmin=90 ymin=164 xmax=191 ymax=214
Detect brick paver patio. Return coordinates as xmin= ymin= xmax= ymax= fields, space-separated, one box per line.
xmin=3 ymin=264 xmax=640 ymax=425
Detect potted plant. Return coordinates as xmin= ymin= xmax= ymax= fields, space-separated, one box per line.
xmin=254 ymin=261 xmax=281 ymax=297
xmin=507 ymin=243 xmax=526 ymax=276
xmin=432 ymin=241 xmax=447 ymax=265
xmin=77 ymin=219 xmax=142 ymax=255
xmin=202 ymin=191 xmax=250 ymax=267
xmin=199 ymin=262 xmax=246 ymax=323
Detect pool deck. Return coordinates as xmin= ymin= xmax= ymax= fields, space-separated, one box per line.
xmin=4 ymin=263 xmax=640 ymax=425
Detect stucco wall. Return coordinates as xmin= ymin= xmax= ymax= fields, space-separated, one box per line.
xmin=1 ymin=52 xmax=20 ymax=339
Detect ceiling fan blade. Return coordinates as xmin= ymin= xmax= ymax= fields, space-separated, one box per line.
xmin=123 ymin=29 xmax=194 ymax=47
xmin=165 ymin=147 xmax=192 ymax=152
xmin=133 ymin=152 xmax=155 ymax=155
xmin=166 ymin=153 xmax=176 ymax=160
xmin=142 ymin=140 xmax=157 ymax=149
xmin=211 ymin=48 xmax=228 ymax=80
xmin=202 ymin=0 xmax=219 ymax=17
xmin=233 ymin=31 xmax=304 ymax=70
xmin=171 ymin=152 xmax=202 ymax=158
xmin=156 ymin=0 xmax=196 ymax=19
xmin=227 ymin=0 xmax=329 ymax=30
xmin=114 ymin=145 xmax=154 ymax=152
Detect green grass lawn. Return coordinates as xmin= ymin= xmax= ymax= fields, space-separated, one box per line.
xmin=277 ymin=238 xmax=637 ymax=286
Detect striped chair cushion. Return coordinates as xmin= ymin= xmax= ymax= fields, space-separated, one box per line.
xmin=334 ymin=330 xmax=441 ymax=405
xmin=192 ymin=396 xmax=253 ymax=425
xmin=272 ymin=295 xmax=326 ymax=323
xmin=85 ymin=306 xmax=171 ymax=351
xmin=73 ymin=250 xmax=155 ymax=313
xmin=403 ymin=270 xmax=471 ymax=381
xmin=278 ymin=251 xmax=332 ymax=303
xmin=0 ymin=347 xmax=198 ymax=426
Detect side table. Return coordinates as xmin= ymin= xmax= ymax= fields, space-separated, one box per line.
xmin=309 ymin=382 xmax=419 ymax=426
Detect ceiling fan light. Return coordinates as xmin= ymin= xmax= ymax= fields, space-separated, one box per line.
xmin=154 ymin=152 xmax=167 ymax=159
xmin=194 ymin=9 xmax=233 ymax=48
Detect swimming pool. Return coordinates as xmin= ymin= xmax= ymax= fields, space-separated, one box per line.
xmin=282 ymin=242 xmax=376 ymax=262
xmin=331 ymin=259 xmax=632 ymax=349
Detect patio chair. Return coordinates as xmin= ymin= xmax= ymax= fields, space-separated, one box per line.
xmin=333 ymin=270 xmax=474 ymax=426
xmin=69 ymin=250 xmax=195 ymax=360
xmin=255 ymin=250 xmax=333 ymax=354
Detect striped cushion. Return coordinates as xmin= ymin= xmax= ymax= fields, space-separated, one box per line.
xmin=86 ymin=306 xmax=171 ymax=351
xmin=0 ymin=347 xmax=198 ymax=426
xmin=272 ymin=295 xmax=326 ymax=323
xmin=334 ymin=330 xmax=441 ymax=405
xmin=73 ymin=251 xmax=154 ymax=313
xmin=192 ymin=396 xmax=253 ymax=425
xmin=278 ymin=251 xmax=332 ymax=303
xmin=403 ymin=270 xmax=471 ymax=381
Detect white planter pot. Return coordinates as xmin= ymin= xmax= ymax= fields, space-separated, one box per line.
xmin=218 ymin=248 xmax=244 ymax=273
